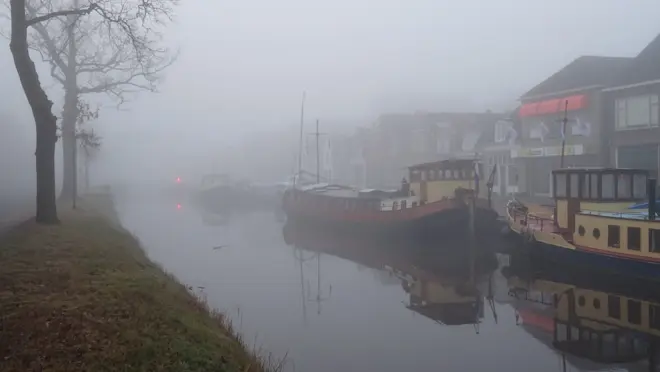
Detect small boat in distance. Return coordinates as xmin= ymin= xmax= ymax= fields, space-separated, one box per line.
xmin=197 ymin=173 xmax=255 ymax=211
xmin=282 ymin=158 xmax=500 ymax=240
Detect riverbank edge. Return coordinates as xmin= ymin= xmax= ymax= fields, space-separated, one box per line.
xmin=0 ymin=192 xmax=283 ymax=372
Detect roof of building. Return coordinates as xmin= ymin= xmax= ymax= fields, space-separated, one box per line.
xmin=609 ymin=33 xmax=660 ymax=88
xmin=521 ymin=56 xmax=632 ymax=99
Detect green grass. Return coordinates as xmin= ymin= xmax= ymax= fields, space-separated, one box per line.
xmin=0 ymin=194 xmax=284 ymax=372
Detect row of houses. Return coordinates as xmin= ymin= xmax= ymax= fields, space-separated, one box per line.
xmin=329 ymin=33 xmax=660 ymax=198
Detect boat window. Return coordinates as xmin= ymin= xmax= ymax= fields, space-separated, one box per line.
xmin=628 ymin=227 xmax=641 ymax=251
xmin=555 ymin=173 xmax=567 ymax=198
xmin=608 ymin=225 xmax=620 ymax=248
xmin=633 ymin=173 xmax=647 ymax=199
xmin=569 ymin=173 xmax=580 ymax=198
xmin=602 ymin=173 xmax=615 ymax=199
xmin=617 ymin=173 xmax=632 ymax=199
xmin=453 ymin=169 xmax=460 ymax=179
xmin=401 ymin=200 xmax=407 ymax=209
xmin=590 ymin=173 xmax=599 ymax=199
xmin=582 ymin=174 xmax=590 ymax=198
xmin=628 ymin=300 xmax=642 ymax=325
xmin=650 ymin=229 xmax=660 ymax=253
xmin=436 ymin=169 xmax=443 ymax=180
xmin=608 ymin=295 xmax=621 ymax=319
xmin=650 ymin=305 xmax=660 ymax=330
xmin=445 ymin=169 xmax=452 ymax=179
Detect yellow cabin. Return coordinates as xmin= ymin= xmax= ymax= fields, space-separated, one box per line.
xmin=552 ymin=168 xmax=660 ymax=263
xmin=408 ymin=158 xmax=488 ymax=204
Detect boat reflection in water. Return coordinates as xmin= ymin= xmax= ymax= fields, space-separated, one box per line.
xmin=282 ymin=221 xmax=500 ymax=328
xmin=504 ymin=251 xmax=660 ymax=371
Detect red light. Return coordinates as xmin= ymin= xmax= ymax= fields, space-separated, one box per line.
xmin=176 ymin=203 xmax=182 ymax=210
xmin=176 ymin=177 xmax=181 ymax=183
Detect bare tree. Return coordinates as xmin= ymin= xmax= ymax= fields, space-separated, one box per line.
xmin=7 ymin=0 xmax=176 ymax=223
xmin=25 ymin=0 xmax=176 ymax=202
xmin=75 ymin=100 xmax=100 ymax=194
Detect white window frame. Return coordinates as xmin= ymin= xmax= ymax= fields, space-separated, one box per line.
xmin=615 ymin=94 xmax=659 ymax=130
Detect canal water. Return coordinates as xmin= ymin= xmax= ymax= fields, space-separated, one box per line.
xmin=115 ymin=193 xmax=654 ymax=372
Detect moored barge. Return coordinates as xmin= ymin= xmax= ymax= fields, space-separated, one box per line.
xmin=507 ymin=167 xmax=660 ymax=279
xmin=283 ymin=158 xmax=500 ymax=239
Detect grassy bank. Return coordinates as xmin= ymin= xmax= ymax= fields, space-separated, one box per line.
xmin=0 ymin=193 xmax=281 ymax=372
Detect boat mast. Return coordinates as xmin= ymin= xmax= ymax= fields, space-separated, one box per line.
xmin=315 ymin=120 xmax=320 ymax=184
xmin=559 ymin=100 xmax=569 ymax=169
xmin=307 ymin=119 xmax=327 ymax=184
xmin=295 ymin=91 xmax=306 ymax=187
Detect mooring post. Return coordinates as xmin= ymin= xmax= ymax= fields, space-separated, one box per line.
xmin=468 ymin=193 xmax=476 ymax=286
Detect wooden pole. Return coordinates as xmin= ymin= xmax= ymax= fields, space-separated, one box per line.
xmin=316 ymin=120 xmax=320 ymax=184
xmin=295 ymin=91 xmax=306 ymax=187
xmin=560 ymin=100 xmax=568 ymax=169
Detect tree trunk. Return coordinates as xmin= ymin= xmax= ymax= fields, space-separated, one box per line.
xmin=60 ymin=90 xmax=78 ymax=202
xmin=60 ymin=14 xmax=79 ymax=202
xmin=10 ymin=0 xmax=59 ymax=224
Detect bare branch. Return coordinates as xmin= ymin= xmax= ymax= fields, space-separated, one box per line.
xmin=25 ymin=2 xmax=97 ymax=27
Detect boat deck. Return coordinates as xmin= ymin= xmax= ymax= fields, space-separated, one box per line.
xmin=510 ymin=203 xmax=560 ymax=233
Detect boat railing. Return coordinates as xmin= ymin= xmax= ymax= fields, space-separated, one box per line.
xmin=507 ymin=199 xmax=554 ymax=232
xmin=580 ymin=209 xmax=654 ymax=221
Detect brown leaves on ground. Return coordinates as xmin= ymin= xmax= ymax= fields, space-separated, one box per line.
xmin=0 ymin=195 xmax=271 ymax=372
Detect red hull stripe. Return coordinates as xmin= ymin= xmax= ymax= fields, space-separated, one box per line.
xmin=285 ymin=197 xmax=493 ymax=223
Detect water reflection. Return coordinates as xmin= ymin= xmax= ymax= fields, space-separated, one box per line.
xmin=504 ymin=251 xmax=660 ymax=371
xmin=118 ymin=193 xmax=660 ymax=371
xmin=282 ymin=221 xmax=499 ymax=331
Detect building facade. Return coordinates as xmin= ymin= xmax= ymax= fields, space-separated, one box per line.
xmin=603 ymin=35 xmax=660 ymax=179
xmin=514 ymin=56 xmax=631 ymax=196
xmin=361 ymin=112 xmax=505 ymax=189
xmin=480 ymin=110 xmax=522 ymax=196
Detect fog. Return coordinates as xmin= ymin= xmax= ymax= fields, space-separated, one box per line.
xmin=2 ymin=0 xmax=660 ymax=193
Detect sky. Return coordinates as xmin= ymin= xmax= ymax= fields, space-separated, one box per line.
xmin=2 ymin=0 xmax=660 ymax=189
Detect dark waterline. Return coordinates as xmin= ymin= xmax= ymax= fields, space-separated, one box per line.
xmin=115 ymin=193 xmax=654 ymax=372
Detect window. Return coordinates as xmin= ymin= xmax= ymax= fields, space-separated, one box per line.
xmin=633 ymin=173 xmax=648 ymax=199
xmin=608 ymin=295 xmax=621 ymax=319
xmin=617 ymin=173 xmax=632 ymax=199
xmin=570 ymin=173 xmax=580 ymax=198
xmin=650 ymin=229 xmax=660 ymax=253
xmin=616 ymin=94 xmax=660 ymax=129
xmin=582 ymin=174 xmax=590 ymax=198
xmin=628 ymin=227 xmax=641 ymax=251
xmin=445 ymin=169 xmax=452 ymax=179
xmin=608 ymin=225 xmax=620 ymax=248
xmin=590 ymin=173 xmax=599 ymax=199
xmin=411 ymin=170 xmax=421 ymax=182
xmin=650 ymin=305 xmax=660 ymax=330
xmin=453 ymin=170 xmax=460 ymax=179
xmin=392 ymin=201 xmax=398 ymax=210
xmin=628 ymin=300 xmax=642 ymax=325
xmin=401 ymin=200 xmax=407 ymax=209
xmin=555 ymin=173 xmax=567 ymax=198
xmin=436 ymin=170 xmax=443 ymax=180
xmin=602 ymin=173 xmax=615 ymax=199
xmin=421 ymin=171 xmax=427 ymax=181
